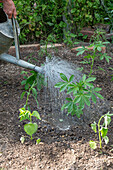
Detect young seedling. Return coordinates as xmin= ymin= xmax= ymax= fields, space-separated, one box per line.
xmin=89 ymin=112 xmax=113 ymax=150
xmin=76 ymin=41 xmax=111 ymax=76
xmin=55 ymin=73 xmax=104 ymax=118
xmin=19 ymin=108 xmax=41 ymax=143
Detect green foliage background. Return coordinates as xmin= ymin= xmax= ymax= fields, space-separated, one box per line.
xmin=13 ymin=0 xmax=112 ymax=44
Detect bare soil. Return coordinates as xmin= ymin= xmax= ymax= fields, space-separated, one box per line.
xmin=0 ymin=43 xmax=113 ymax=170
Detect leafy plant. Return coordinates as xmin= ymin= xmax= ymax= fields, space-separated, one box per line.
xmin=89 ymin=112 xmax=113 ymax=150
xmin=19 ymin=70 xmax=45 ymax=143
xmin=55 ymin=73 xmax=103 ymax=118
xmin=76 ymin=41 xmax=111 ymax=76
xmin=19 ymin=107 xmax=41 ymax=143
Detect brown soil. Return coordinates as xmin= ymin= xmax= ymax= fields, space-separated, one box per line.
xmin=0 ymin=43 xmax=113 ymax=170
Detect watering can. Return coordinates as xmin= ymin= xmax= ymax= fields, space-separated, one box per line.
xmin=0 ymin=8 xmax=44 ymax=74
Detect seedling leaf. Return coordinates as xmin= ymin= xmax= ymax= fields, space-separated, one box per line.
xmin=32 ymin=111 xmax=41 ymax=120
xmin=89 ymin=140 xmax=97 ymax=149
xmin=24 ymin=122 xmax=38 ymax=138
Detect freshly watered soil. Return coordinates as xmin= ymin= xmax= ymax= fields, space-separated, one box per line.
xmin=0 ymin=42 xmax=113 ymax=170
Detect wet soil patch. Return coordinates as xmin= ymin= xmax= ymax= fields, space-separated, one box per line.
xmin=0 ymin=43 xmax=113 ymax=169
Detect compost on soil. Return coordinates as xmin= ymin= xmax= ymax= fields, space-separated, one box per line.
xmin=0 ymin=43 xmax=113 ymax=170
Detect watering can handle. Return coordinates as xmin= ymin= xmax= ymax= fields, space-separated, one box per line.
xmin=12 ymin=16 xmax=20 ymax=60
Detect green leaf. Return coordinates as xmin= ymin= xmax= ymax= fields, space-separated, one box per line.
xmin=32 ymin=88 xmax=37 ymax=98
xmin=73 ymin=96 xmax=81 ymax=104
xmin=93 ymin=87 xmax=102 ymax=92
xmin=85 ymin=82 xmax=94 ymax=88
xmin=86 ymin=77 xmax=96 ymax=82
xmin=21 ymin=80 xmax=27 ymax=85
xmin=83 ymin=96 xmax=90 ymax=106
xmin=66 ymin=98 xmax=73 ymax=101
xmin=104 ymin=115 xmax=111 ymax=127
xmin=94 ymin=92 xmax=104 ymax=99
xmin=82 ymin=74 xmax=86 ymax=82
xmin=60 ymin=73 xmax=68 ymax=82
xmin=100 ymin=127 xmax=108 ymax=138
xmin=60 ymin=83 xmax=68 ymax=92
xmin=55 ymin=82 xmax=66 ymax=88
xmin=91 ymin=93 xmax=97 ymax=104
xmin=20 ymin=91 xmax=26 ymax=100
xmin=103 ymin=136 xmax=109 ymax=145
xmin=24 ymin=122 xmax=38 ymax=137
xmin=36 ymin=138 xmax=41 ymax=144
xmin=32 ymin=111 xmax=41 ymax=120
xmin=76 ymin=50 xmax=85 ymax=56
xmin=69 ymin=75 xmax=74 ymax=82
xmin=89 ymin=140 xmax=97 ymax=149
xmin=91 ymin=121 xmax=97 ymax=133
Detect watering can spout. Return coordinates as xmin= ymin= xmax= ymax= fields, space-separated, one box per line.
xmin=0 ymin=53 xmax=45 ymax=74
xmin=0 ymin=8 xmax=44 ymax=74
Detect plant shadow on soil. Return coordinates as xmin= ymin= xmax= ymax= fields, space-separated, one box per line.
xmin=0 ymin=43 xmax=113 ymax=169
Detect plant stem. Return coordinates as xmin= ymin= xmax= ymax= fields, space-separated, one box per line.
xmin=98 ymin=115 xmax=104 ymax=149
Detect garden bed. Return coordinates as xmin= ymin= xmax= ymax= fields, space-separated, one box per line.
xmin=0 ymin=43 xmax=113 ymax=169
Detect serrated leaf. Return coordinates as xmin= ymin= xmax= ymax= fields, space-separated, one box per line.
xmin=91 ymin=121 xmax=97 ymax=133
xmin=24 ymin=122 xmax=38 ymax=137
xmin=89 ymin=140 xmax=97 ymax=149
xmin=32 ymin=111 xmax=41 ymax=120
xmin=60 ymin=73 xmax=68 ymax=82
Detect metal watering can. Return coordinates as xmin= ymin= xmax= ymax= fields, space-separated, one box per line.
xmin=0 ymin=8 xmax=44 ymax=74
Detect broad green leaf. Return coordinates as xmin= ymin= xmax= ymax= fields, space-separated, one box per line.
xmin=67 ymin=102 xmax=73 ymax=113
xmin=69 ymin=75 xmax=74 ymax=82
xmin=91 ymin=93 xmax=96 ymax=104
xmin=91 ymin=121 xmax=97 ymax=133
xmin=55 ymin=82 xmax=65 ymax=88
xmin=73 ymin=96 xmax=81 ymax=104
xmin=82 ymin=74 xmax=86 ymax=82
xmin=86 ymin=77 xmax=96 ymax=82
xmin=100 ymin=127 xmax=108 ymax=138
xmin=97 ymin=46 xmax=102 ymax=51
xmin=85 ymin=82 xmax=94 ymax=88
xmin=83 ymin=96 xmax=90 ymax=106
xmin=60 ymin=73 xmax=68 ymax=82
xmin=94 ymin=92 xmax=104 ymax=99
xmin=20 ymin=91 xmax=26 ymax=100
xmin=24 ymin=122 xmax=38 ymax=137
xmin=32 ymin=111 xmax=41 ymax=120
xmin=89 ymin=140 xmax=97 ymax=149
xmin=32 ymin=88 xmax=37 ymax=98
xmin=60 ymin=83 xmax=68 ymax=92
xmin=103 ymin=136 xmax=109 ymax=144
xmin=21 ymin=80 xmax=27 ymax=85
xmin=66 ymin=97 xmax=73 ymax=101
xmin=93 ymin=87 xmax=102 ymax=92
xmin=76 ymin=50 xmax=85 ymax=56
xmin=67 ymin=87 xmax=75 ymax=94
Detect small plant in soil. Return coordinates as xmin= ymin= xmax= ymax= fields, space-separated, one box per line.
xmin=55 ymin=73 xmax=104 ymax=118
xmin=19 ymin=108 xmax=41 ymax=144
xmin=19 ymin=70 xmax=44 ymax=143
xmin=76 ymin=41 xmax=111 ymax=76
xmin=89 ymin=112 xmax=113 ymax=150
